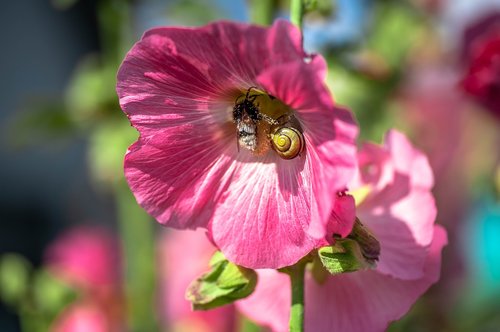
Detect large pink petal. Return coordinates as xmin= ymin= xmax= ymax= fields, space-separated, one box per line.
xmin=257 ymin=61 xmax=358 ymax=239
xmin=117 ymin=20 xmax=304 ymax=139
xmin=350 ymin=142 xmax=394 ymax=195
xmin=209 ymin=148 xmax=321 ymax=269
xmin=237 ymin=226 xmax=447 ymax=332
xmin=358 ymin=176 xmax=437 ymax=279
xmin=384 ymin=130 xmax=434 ymax=190
xmin=125 ymin=122 xmax=236 ymax=229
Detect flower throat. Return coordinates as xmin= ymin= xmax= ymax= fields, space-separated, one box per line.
xmin=232 ymin=87 xmax=305 ymax=159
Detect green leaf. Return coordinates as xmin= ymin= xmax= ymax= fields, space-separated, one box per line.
xmin=186 ymin=252 xmax=257 ymax=310
xmin=0 ymin=254 xmax=32 ymax=306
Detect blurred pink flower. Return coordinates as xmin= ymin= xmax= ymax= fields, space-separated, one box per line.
xmin=51 ymin=303 xmax=109 ymax=332
xmin=117 ymin=20 xmax=358 ymax=268
xmin=45 ymin=226 xmax=121 ymax=291
xmin=46 ymin=226 xmax=124 ymax=331
xmin=397 ymin=66 xmax=469 ymax=292
xmin=157 ymin=229 xmax=236 ymax=332
xmin=237 ymin=130 xmax=447 ymax=332
xmin=399 ymin=66 xmax=465 ymax=178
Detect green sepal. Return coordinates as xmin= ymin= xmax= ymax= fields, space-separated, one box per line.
xmin=318 ymin=238 xmax=376 ymax=275
xmin=186 ymin=251 xmax=257 ymax=311
xmin=310 ymin=254 xmax=329 ymax=284
xmin=348 ymin=217 xmax=381 ymax=262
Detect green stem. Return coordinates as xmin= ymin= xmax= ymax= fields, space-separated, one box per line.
xmin=288 ymin=260 xmax=307 ymax=332
xmin=250 ymin=0 xmax=275 ymax=26
xmin=115 ymin=180 xmax=158 ymax=332
xmin=290 ymin=0 xmax=305 ymax=31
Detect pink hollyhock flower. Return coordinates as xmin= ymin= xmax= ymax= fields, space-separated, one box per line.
xmin=45 ymin=226 xmax=121 ymax=290
xmin=157 ymin=229 xmax=236 ymax=332
xmin=236 ymin=130 xmax=448 ymax=332
xmin=117 ymin=20 xmax=358 ymax=268
xmin=51 ymin=303 xmax=109 ymax=332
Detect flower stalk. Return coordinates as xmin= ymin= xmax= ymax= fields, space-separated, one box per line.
xmin=287 ymin=260 xmax=307 ymax=332
xmin=115 ymin=180 xmax=158 ymax=331
xmin=288 ymin=2 xmax=307 ymax=329
xmin=290 ymin=0 xmax=305 ymax=31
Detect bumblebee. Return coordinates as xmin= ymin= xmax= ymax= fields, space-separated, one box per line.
xmin=232 ymin=87 xmax=276 ymax=152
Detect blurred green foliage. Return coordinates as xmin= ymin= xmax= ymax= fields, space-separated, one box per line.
xmin=0 ymin=254 xmax=76 ymax=332
xmin=0 ymin=254 xmax=31 ymax=307
xmin=32 ymin=270 xmax=76 ymax=316
xmin=326 ymin=1 xmax=428 ymax=142
xmin=5 ymin=0 xmax=157 ymax=330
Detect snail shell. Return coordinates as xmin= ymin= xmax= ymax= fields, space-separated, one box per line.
xmin=270 ymin=126 xmax=305 ymax=159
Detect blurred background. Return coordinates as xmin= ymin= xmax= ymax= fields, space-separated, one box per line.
xmin=0 ymin=0 xmax=499 ymax=331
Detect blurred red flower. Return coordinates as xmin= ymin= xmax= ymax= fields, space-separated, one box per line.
xmin=461 ymin=13 xmax=500 ymax=120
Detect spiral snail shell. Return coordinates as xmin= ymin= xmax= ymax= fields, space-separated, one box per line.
xmin=270 ymin=125 xmax=305 ymax=159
